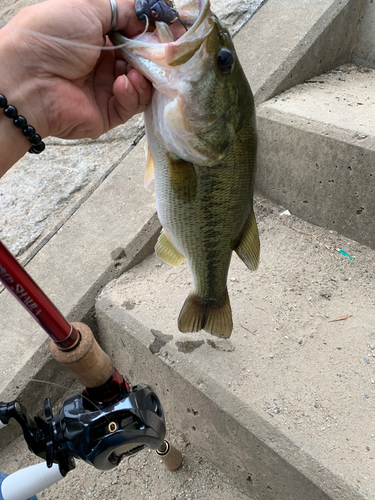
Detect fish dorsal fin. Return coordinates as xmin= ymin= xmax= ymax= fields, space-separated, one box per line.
xmin=235 ymin=210 xmax=260 ymax=271
xmin=155 ymin=229 xmax=185 ymax=267
xmin=144 ymin=142 xmax=155 ymax=189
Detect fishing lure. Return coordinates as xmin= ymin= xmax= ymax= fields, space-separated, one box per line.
xmin=135 ymin=0 xmax=187 ymax=29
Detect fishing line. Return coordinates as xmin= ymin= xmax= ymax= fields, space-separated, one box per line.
xmin=29 ymin=378 xmax=111 ymax=422
xmin=0 ymin=21 xmax=133 ymax=52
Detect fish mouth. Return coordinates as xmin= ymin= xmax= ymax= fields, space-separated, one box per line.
xmin=110 ymin=0 xmax=213 ymax=71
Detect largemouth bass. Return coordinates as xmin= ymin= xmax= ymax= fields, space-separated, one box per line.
xmin=112 ymin=0 xmax=259 ymax=338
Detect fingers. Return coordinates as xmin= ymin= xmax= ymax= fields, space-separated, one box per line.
xmin=126 ymin=68 xmax=152 ymax=109
xmin=109 ymin=68 xmax=152 ymax=128
xmin=115 ymin=0 xmax=150 ymax=37
xmin=114 ymin=59 xmax=128 ymax=79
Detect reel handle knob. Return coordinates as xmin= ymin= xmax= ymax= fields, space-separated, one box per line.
xmin=156 ymin=439 xmax=182 ymax=471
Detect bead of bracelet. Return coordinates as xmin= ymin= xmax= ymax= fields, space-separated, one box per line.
xmin=13 ymin=115 xmax=27 ymax=129
xmin=4 ymin=105 xmax=18 ymax=119
xmin=0 ymin=93 xmax=45 ymax=154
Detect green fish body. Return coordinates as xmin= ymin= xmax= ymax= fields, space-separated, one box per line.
xmin=112 ymin=0 xmax=259 ymax=337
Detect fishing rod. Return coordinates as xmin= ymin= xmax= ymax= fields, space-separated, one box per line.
xmin=0 ymin=240 xmax=182 ymax=500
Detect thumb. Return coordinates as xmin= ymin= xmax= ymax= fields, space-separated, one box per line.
xmin=108 ymin=69 xmax=152 ymax=128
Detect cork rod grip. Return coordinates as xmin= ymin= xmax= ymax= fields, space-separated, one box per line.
xmin=49 ymin=322 xmax=113 ymax=388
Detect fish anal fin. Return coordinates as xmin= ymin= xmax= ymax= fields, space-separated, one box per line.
xmin=144 ymin=142 xmax=155 ymax=189
xmin=178 ymin=289 xmax=233 ymax=338
xmin=155 ymin=229 xmax=184 ymax=267
xmin=235 ymin=210 xmax=260 ymax=271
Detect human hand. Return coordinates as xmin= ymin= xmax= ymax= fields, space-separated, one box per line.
xmin=0 ymin=0 xmax=152 ymax=141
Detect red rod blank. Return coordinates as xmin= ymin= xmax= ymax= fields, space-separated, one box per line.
xmin=0 ymin=240 xmax=79 ymax=349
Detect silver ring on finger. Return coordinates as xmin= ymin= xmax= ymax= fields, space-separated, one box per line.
xmin=108 ymin=0 xmax=118 ymax=33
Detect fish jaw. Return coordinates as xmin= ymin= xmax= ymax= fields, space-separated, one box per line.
xmin=110 ymin=0 xmax=213 ymax=89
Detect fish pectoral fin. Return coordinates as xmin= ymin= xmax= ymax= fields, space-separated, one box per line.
xmin=235 ymin=210 xmax=260 ymax=271
xmin=144 ymin=142 xmax=155 ymax=189
xmin=178 ymin=290 xmax=233 ymax=338
xmin=168 ymin=154 xmax=197 ymax=202
xmin=155 ymin=229 xmax=185 ymax=267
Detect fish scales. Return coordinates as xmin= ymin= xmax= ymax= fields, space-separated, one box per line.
xmin=153 ymin=120 xmax=256 ymax=302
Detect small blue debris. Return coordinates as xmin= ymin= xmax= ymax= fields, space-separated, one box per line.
xmin=364 ymin=358 xmax=370 ymax=364
xmin=365 ymin=394 xmax=370 ymax=399
xmin=336 ymin=248 xmax=353 ymax=260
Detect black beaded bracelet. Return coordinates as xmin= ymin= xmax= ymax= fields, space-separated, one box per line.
xmin=0 ymin=93 xmax=45 ymax=154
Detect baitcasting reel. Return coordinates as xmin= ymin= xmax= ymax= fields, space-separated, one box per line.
xmin=0 ymin=384 xmax=168 ymax=476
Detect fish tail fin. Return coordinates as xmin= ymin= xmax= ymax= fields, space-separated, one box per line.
xmin=204 ymin=289 xmax=233 ymax=338
xmin=178 ymin=289 xmax=233 ymax=338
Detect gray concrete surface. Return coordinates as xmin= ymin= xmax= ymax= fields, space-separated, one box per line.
xmin=0 ymin=119 xmax=144 ymax=262
xmin=236 ymin=0 xmax=365 ymax=105
xmin=4 ymin=0 xmax=360 ymax=434
xmin=96 ymin=196 xmax=375 ymax=499
xmin=352 ymin=0 xmax=375 ymax=68
xmin=256 ymin=64 xmax=375 ymax=249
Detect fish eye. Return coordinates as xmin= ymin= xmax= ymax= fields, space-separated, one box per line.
xmin=216 ymin=48 xmax=234 ymax=74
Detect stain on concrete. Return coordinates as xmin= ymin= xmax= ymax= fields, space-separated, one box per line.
xmin=111 ymin=247 xmax=126 ymax=260
xmin=149 ymin=329 xmax=173 ymax=354
xmin=175 ymin=340 xmax=204 ymax=354
xmin=206 ymin=339 xmax=235 ymax=352
xmin=187 ymin=408 xmax=199 ymax=416
xmin=122 ymin=300 xmax=136 ymax=310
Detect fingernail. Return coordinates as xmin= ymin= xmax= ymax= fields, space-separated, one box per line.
xmin=123 ymin=74 xmax=134 ymax=94
xmin=139 ymin=74 xmax=148 ymax=90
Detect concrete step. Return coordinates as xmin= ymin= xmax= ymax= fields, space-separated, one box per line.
xmin=256 ymin=64 xmax=375 ymax=250
xmin=236 ymin=0 xmax=365 ymax=105
xmin=0 ymin=0 xmax=362 ymax=401
xmin=96 ymin=197 xmax=375 ymax=500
